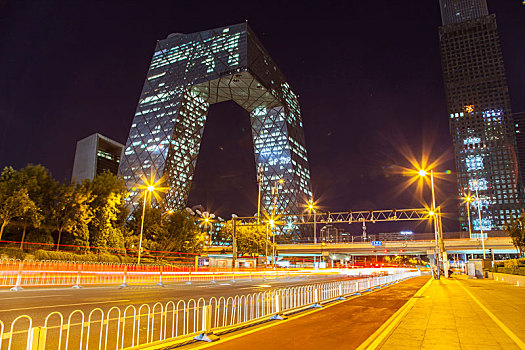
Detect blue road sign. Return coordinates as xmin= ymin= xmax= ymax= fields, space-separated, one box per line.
xmin=372 ymin=241 xmax=383 ymax=247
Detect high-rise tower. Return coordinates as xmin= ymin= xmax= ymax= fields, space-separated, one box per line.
xmin=439 ymin=0 xmax=521 ymax=234
xmin=119 ymin=23 xmax=313 ymax=220
xmin=72 ymin=133 xmax=124 ymax=182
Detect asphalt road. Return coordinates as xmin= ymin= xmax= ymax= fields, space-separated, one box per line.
xmin=190 ymin=275 xmax=430 ymax=350
xmin=0 ymin=273 xmax=353 ymax=349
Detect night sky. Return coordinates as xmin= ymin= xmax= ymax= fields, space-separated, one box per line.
xmin=1 ymin=1 xmax=524 ymax=234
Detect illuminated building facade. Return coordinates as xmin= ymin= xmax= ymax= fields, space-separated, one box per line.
xmin=119 ymin=23 xmax=312 ymax=220
xmin=513 ymin=111 xmax=525 ymax=202
xmin=439 ymin=0 xmax=521 ymax=233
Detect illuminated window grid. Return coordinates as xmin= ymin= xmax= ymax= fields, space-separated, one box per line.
xmin=119 ymin=24 xmax=313 ymax=232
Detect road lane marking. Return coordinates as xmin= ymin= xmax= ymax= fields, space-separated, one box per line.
xmin=0 ymin=294 xmax=73 ymax=300
xmin=455 ymin=279 xmax=525 ymax=349
xmin=0 ymin=299 xmax=131 ymax=313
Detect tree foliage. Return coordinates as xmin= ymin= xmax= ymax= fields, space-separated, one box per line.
xmin=0 ymin=167 xmax=39 ymax=240
xmin=504 ymin=212 xmax=525 ymax=257
xmin=50 ymin=182 xmax=93 ymax=250
xmin=126 ymin=204 xmax=205 ymax=259
xmin=0 ymin=164 xmax=216 ymax=260
xmin=86 ymin=171 xmax=128 ymax=252
xmin=219 ymin=221 xmax=271 ymax=256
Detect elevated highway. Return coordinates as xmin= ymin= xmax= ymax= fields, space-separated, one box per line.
xmin=276 ymin=237 xmax=517 ymax=257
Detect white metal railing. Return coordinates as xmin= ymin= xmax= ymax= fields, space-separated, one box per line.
xmin=1 ymin=257 xmax=348 ymax=290
xmin=0 ymin=270 xmax=420 ymax=349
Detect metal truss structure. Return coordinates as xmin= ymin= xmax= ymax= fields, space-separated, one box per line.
xmin=233 ymin=208 xmax=431 ymax=226
xmin=119 ymin=23 xmax=312 ymax=218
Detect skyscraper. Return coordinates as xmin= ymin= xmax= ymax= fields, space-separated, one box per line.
xmin=513 ymin=111 xmax=525 ymax=200
xmin=119 ymin=23 xmax=313 ymax=220
xmin=439 ymin=0 xmax=521 ymax=234
xmin=72 ymin=133 xmax=124 ymax=182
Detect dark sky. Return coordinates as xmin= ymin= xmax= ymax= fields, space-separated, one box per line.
xmin=1 ymin=1 xmax=524 ymax=233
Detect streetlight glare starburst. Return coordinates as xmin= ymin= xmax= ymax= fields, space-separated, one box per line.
xmin=263 ymin=212 xmax=283 ymax=228
xmin=462 ymin=192 xmax=474 ymax=204
xmin=390 ymin=139 xmax=452 ymax=208
xmin=199 ymin=211 xmax=214 ymax=230
xmin=137 ymin=172 xmax=168 ymax=203
xmin=136 ymin=171 xmax=168 ymax=264
xmin=305 ymin=198 xmax=318 ymax=213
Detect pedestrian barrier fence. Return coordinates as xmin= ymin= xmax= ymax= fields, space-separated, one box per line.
xmin=1 ymin=258 xmax=407 ymax=290
xmin=0 ymin=270 xmax=420 ymax=349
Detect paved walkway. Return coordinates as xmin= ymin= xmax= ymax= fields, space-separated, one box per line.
xmin=181 ymin=274 xmax=525 ymax=350
xmin=372 ymin=275 xmax=525 ymax=350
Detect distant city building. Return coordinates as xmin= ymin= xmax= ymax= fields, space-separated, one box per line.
xmin=439 ymin=0 xmax=521 ymax=233
xmin=370 ymin=231 xmax=414 ymax=242
xmin=513 ymin=111 xmax=525 ymax=202
xmin=119 ymin=23 xmax=313 ymax=219
xmin=320 ymin=225 xmax=344 ymax=243
xmin=71 ymin=133 xmax=124 ymax=182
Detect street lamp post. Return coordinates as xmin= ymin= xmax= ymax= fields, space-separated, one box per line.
xmin=136 ymin=174 xmax=167 ymax=264
xmin=270 ymin=179 xmax=283 ymax=268
xmin=198 ymin=211 xmax=215 ymax=256
xmin=419 ymin=169 xmax=444 ymax=278
xmin=257 ymin=165 xmax=263 ymax=224
xmin=265 ymin=223 xmax=269 ymax=265
xmin=269 ymin=219 xmax=275 ymax=268
xmin=306 ymin=199 xmax=318 ymax=267
xmin=232 ymin=215 xmax=237 ymax=267
xmin=307 ymin=200 xmax=317 ymax=244
xmin=137 ymin=187 xmax=150 ymax=265
xmin=473 ymin=181 xmax=486 ymax=259
xmin=463 ymin=194 xmax=473 ymax=239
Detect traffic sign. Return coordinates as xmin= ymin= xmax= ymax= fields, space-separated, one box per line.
xmin=372 ymin=241 xmax=383 ymax=247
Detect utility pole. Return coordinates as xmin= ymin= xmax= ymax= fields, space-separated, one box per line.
xmin=257 ymin=165 xmax=263 ymax=224
xmin=232 ymin=218 xmax=237 ymax=268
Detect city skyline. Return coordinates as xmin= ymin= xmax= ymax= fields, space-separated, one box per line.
xmin=1 ymin=1 xmax=524 ymax=233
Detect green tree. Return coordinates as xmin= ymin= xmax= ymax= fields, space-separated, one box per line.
xmin=219 ymin=221 xmax=270 ymax=256
xmin=87 ymin=172 xmax=128 ymax=252
xmin=155 ymin=210 xmax=205 ymax=254
xmin=504 ymin=212 xmax=525 ymax=257
xmin=0 ymin=167 xmax=40 ymax=240
xmin=15 ymin=165 xmax=57 ymax=246
xmin=125 ymin=204 xmax=164 ymax=258
xmin=126 ymin=205 xmax=205 ymax=261
xmin=0 ymin=187 xmax=37 ymax=240
xmin=51 ymin=183 xmax=93 ymax=250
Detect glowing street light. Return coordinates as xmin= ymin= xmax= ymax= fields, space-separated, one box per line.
xmin=198 ymin=211 xmax=215 ymax=250
xmin=136 ymin=173 xmax=167 ymax=264
xmin=264 ymin=213 xmax=283 ymax=268
xmin=306 ymin=198 xmax=318 ymax=243
xmin=418 ymin=168 xmax=446 ymax=278
xmin=462 ymin=193 xmax=473 ymax=239
xmin=471 ymin=180 xmax=486 ymax=259
xmin=257 ymin=165 xmax=264 ymax=224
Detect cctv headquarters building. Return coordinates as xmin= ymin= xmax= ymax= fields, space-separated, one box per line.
xmin=119 ymin=23 xmax=313 ymax=223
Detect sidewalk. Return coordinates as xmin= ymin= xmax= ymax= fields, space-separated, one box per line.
xmin=371 ymin=275 xmax=525 ymax=350
xmin=181 ymin=274 xmax=525 ymax=350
